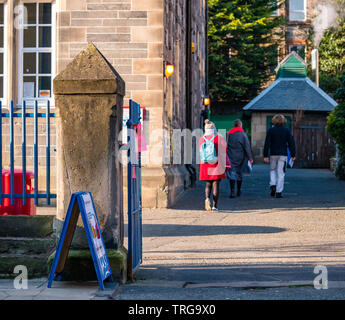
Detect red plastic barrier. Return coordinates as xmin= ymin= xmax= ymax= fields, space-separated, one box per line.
xmin=0 ymin=170 xmax=36 ymax=216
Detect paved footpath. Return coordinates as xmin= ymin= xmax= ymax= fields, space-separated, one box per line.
xmin=1 ymin=165 xmax=345 ymax=300
xmin=117 ymin=164 xmax=345 ymax=300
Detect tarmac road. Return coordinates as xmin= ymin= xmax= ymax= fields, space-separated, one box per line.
xmin=117 ymin=164 xmax=345 ymax=300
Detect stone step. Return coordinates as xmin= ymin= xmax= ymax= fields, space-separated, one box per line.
xmin=0 ymin=253 xmax=51 ymax=279
xmin=0 ymin=215 xmax=55 ymax=238
xmin=0 ymin=237 xmax=56 ymax=255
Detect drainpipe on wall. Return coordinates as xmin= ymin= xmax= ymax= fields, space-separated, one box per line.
xmin=205 ymin=0 xmax=209 ymax=98
xmin=186 ymin=0 xmax=192 ymax=130
xmin=185 ymin=0 xmax=197 ymax=187
xmin=7 ymin=1 xmax=14 ymax=103
xmin=203 ymin=0 xmax=209 ymax=125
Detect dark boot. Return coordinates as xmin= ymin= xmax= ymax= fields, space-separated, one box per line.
xmin=270 ymin=186 xmax=276 ymax=197
xmin=237 ymin=180 xmax=242 ymax=197
xmin=276 ymin=192 xmax=283 ymax=198
xmin=229 ymin=180 xmax=235 ymax=198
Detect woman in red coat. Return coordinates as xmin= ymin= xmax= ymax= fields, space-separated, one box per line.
xmin=199 ymin=120 xmax=227 ymax=211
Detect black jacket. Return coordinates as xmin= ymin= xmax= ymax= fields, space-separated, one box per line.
xmin=264 ymin=126 xmax=296 ymax=158
xmin=227 ymin=131 xmax=253 ymax=168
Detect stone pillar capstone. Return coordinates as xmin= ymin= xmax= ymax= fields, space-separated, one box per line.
xmin=53 ymin=42 xmax=125 ymax=251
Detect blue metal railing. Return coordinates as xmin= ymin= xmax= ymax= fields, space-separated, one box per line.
xmin=0 ymin=100 xmax=56 ymax=207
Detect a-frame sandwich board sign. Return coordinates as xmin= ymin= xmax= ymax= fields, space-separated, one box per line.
xmin=48 ymin=192 xmax=114 ymax=290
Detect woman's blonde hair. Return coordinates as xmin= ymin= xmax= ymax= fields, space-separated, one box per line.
xmin=272 ymin=114 xmax=287 ymax=126
xmin=204 ymin=119 xmax=216 ymax=130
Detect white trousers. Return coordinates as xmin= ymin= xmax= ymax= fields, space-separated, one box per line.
xmin=270 ymin=156 xmax=287 ymax=193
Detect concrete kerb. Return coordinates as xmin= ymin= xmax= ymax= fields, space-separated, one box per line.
xmin=2 ymin=278 xmax=345 ymax=300
xmin=184 ymin=281 xmax=316 ymax=289
xmin=124 ymin=279 xmax=345 ymax=290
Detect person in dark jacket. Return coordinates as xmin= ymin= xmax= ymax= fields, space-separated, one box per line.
xmin=226 ymin=119 xmax=253 ymax=198
xmin=264 ymin=114 xmax=296 ymax=198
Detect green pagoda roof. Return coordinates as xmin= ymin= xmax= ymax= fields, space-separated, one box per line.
xmin=276 ymin=51 xmax=307 ymax=78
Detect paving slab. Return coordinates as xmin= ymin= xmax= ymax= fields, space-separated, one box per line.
xmin=0 ymin=279 xmax=117 ymax=300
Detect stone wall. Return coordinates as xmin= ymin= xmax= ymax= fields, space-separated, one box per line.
xmin=190 ymin=0 xmax=207 ymax=131
xmin=1 ymin=0 xmax=207 ymax=209
xmin=57 ymin=0 xmax=163 ymax=207
xmin=55 ymin=0 xmax=206 ymax=208
xmin=53 ymin=43 xmax=126 ymax=279
xmin=57 ymin=0 xmax=163 ymax=107
xmin=158 ymin=0 xmax=207 ymax=208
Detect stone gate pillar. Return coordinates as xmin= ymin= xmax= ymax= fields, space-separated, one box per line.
xmin=51 ymin=43 xmax=127 ymax=282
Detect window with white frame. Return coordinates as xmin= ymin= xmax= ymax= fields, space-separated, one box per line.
xmin=289 ymin=45 xmax=305 ymax=59
xmin=0 ymin=3 xmax=6 ymax=102
xmin=18 ymin=3 xmax=56 ymax=107
xmin=289 ymin=0 xmax=306 ymax=21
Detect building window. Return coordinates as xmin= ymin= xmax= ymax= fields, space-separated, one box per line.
xmin=289 ymin=45 xmax=305 ymax=59
xmin=289 ymin=0 xmax=306 ymax=21
xmin=18 ymin=3 xmax=56 ymax=107
xmin=271 ymin=8 xmax=279 ymax=17
xmin=0 ymin=3 xmax=6 ymax=102
xmin=271 ymin=1 xmax=279 ymax=16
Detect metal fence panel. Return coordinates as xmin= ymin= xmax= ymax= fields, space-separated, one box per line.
xmin=0 ymin=100 xmax=56 ymax=208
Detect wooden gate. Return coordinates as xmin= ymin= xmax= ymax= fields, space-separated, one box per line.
xmin=293 ymin=115 xmax=335 ymax=168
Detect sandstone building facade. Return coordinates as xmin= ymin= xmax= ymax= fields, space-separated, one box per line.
xmin=0 ymin=0 xmax=208 ymax=208
xmin=278 ymin=0 xmax=319 ymax=59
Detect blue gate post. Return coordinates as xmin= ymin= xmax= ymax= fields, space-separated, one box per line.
xmin=127 ymin=118 xmax=133 ymax=280
xmin=22 ymin=101 xmax=27 ymax=206
xmin=138 ymin=149 xmax=142 ymax=263
xmin=127 ymin=99 xmax=143 ymax=281
xmin=138 ymin=149 xmax=143 ymax=268
xmin=10 ymin=101 xmax=14 ymax=206
xmin=34 ymin=101 xmax=38 ymax=206
xmin=0 ymin=101 xmax=2 ymax=206
xmin=46 ymin=100 xmax=51 ymax=205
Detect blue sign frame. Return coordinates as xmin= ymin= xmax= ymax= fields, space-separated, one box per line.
xmin=48 ymin=192 xmax=114 ymax=290
xmin=129 ymin=99 xmax=141 ymax=125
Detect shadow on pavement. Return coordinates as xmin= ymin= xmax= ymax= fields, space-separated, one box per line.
xmin=170 ymin=165 xmax=345 ymax=211
xmin=124 ymin=224 xmax=286 ymax=237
